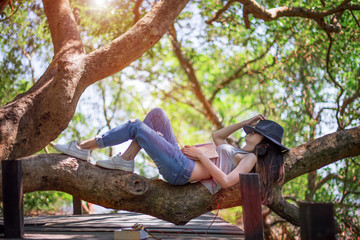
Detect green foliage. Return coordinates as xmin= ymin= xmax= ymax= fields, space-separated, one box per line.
xmin=0 ymin=1 xmax=52 ymax=106
xmin=23 ymin=191 xmax=72 ymax=216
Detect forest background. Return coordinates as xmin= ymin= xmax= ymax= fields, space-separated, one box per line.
xmin=1 ymin=0 xmax=359 ymax=239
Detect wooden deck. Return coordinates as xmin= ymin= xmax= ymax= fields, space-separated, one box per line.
xmin=0 ymin=211 xmax=244 ymax=239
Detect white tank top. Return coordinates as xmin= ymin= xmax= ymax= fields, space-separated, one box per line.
xmin=200 ymin=144 xmax=249 ymax=194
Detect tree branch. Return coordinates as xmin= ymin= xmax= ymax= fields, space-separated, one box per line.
xmin=0 ymin=0 xmax=191 ymax=161
xmin=268 ymin=185 xmax=300 ymax=226
xmin=209 ymin=42 xmax=274 ymax=104
xmin=133 ymin=0 xmax=144 ymax=24
xmin=0 ymin=0 xmax=10 ymax=14
xmin=339 ymin=84 xmax=360 ymax=116
xmin=83 ymin=0 xmax=190 ymax=84
xmin=42 ymin=0 xmax=84 ymax=59
xmin=284 ymin=126 xmax=360 ymax=182
xmin=341 ymin=216 xmax=360 ymax=236
xmin=205 ymin=0 xmax=237 ymax=24
xmin=0 ymin=0 xmax=19 ymax=22
xmin=206 ymin=0 xmax=360 ymax=32
xmin=0 ymin=154 xmax=238 ymax=225
xmin=1 ymin=126 xmax=359 ymax=226
xmin=22 ymin=48 xmax=36 ymax=84
xmin=167 ymin=24 xmax=223 ymax=129
xmin=314 ymin=173 xmax=342 ymax=191
xmin=350 ymin=10 xmax=360 ymax=29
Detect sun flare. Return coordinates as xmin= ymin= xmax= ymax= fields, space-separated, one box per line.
xmin=91 ymin=0 xmax=107 ymax=9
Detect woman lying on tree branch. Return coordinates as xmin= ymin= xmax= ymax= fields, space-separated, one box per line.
xmin=54 ymin=108 xmax=288 ymax=204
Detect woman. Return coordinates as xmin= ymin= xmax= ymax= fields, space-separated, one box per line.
xmin=54 ymin=108 xmax=288 ymax=204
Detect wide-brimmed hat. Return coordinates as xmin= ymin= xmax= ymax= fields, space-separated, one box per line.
xmin=243 ymin=120 xmax=289 ymax=152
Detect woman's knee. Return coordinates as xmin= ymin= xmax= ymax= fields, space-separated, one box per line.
xmin=148 ymin=108 xmax=166 ymax=117
xmin=145 ymin=108 xmax=167 ymax=121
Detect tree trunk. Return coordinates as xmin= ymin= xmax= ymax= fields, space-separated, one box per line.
xmin=0 ymin=0 xmax=189 ymax=161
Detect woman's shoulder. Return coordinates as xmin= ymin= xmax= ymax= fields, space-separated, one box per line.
xmin=216 ymin=143 xmax=249 ymax=154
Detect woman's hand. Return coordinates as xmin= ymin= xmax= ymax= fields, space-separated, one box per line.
xmin=181 ymin=145 xmax=203 ymax=161
xmin=212 ymin=114 xmax=266 ymax=146
xmin=246 ymin=114 xmax=266 ymax=126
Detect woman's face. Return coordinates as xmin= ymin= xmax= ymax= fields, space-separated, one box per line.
xmin=245 ymin=131 xmax=264 ymax=146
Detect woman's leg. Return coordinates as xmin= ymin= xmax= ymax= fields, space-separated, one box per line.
xmin=129 ymin=119 xmax=194 ymax=185
xmin=96 ymin=108 xmax=194 ymax=184
xmin=78 ymin=138 xmax=98 ymax=150
xmin=118 ymin=108 xmax=178 ymax=160
xmin=78 ymin=108 xmax=177 ymax=156
xmin=120 ymin=141 xmax=141 ymax=160
xmin=94 ymin=108 xmax=179 ymax=172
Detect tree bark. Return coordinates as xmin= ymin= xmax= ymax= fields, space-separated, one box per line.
xmin=283 ymin=126 xmax=360 ymax=182
xmin=207 ymin=0 xmax=360 ymax=32
xmin=0 ymin=127 xmax=358 ymax=225
xmin=0 ymin=0 xmax=10 ymax=14
xmin=0 ymin=155 xmax=228 ymax=225
xmin=83 ymin=0 xmax=190 ymax=84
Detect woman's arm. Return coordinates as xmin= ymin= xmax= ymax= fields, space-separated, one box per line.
xmin=182 ymin=146 xmax=257 ymax=188
xmin=198 ymin=152 xmax=257 ymax=188
xmin=212 ymin=114 xmax=265 ymax=146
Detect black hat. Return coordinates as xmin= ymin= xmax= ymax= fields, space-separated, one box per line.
xmin=243 ymin=120 xmax=289 ymax=152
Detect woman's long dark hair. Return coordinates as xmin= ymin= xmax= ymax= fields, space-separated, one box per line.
xmin=254 ymin=138 xmax=285 ymax=205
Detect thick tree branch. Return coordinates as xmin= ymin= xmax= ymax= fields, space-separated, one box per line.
xmin=268 ymin=185 xmax=300 ymax=226
xmin=284 ymin=126 xmax=360 ymax=182
xmin=0 ymin=155 xmax=238 ymax=225
xmin=42 ymin=0 xmax=84 ymax=59
xmin=1 ymin=126 xmax=359 ymax=226
xmin=0 ymin=58 xmax=85 ymax=160
xmin=84 ymin=0 xmax=189 ymax=84
xmin=207 ymin=0 xmax=360 ymax=32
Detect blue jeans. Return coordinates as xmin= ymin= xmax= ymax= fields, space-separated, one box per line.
xmin=96 ymin=108 xmax=195 ymax=185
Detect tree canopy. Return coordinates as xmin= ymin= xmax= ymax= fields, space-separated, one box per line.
xmin=1 ymin=0 xmax=359 ymax=238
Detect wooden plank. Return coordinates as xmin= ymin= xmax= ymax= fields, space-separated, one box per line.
xmin=0 ymin=212 xmax=244 ymax=239
xmin=2 ymin=160 xmax=24 ymax=239
xmin=18 ymin=212 xmax=243 ymax=234
xmin=299 ymin=202 xmax=336 ymax=240
xmin=23 ymin=231 xmax=239 ymax=240
xmin=240 ymin=173 xmax=264 ymax=240
xmin=72 ymin=196 xmax=82 ymax=215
